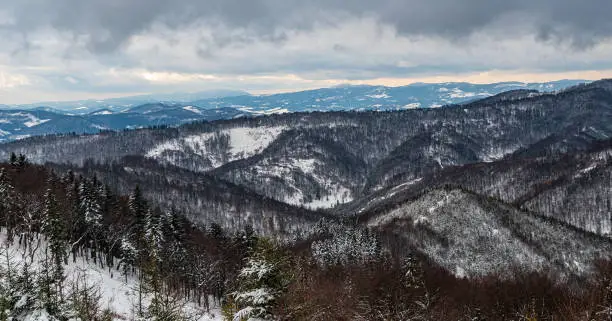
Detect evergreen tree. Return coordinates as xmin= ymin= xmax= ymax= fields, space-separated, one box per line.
xmin=0 ymin=169 xmax=16 ymax=240
xmin=129 ymin=186 xmax=147 ymax=240
xmin=120 ymin=235 xmax=137 ymax=282
xmin=77 ymin=180 xmax=104 ymax=264
xmin=8 ymin=153 xmax=16 ymax=166
xmin=143 ymin=209 xmax=165 ymax=317
xmin=80 ymin=181 xmax=103 ymax=228
xmin=41 ymin=182 xmax=67 ymax=315
xmin=229 ymin=238 xmax=289 ymax=321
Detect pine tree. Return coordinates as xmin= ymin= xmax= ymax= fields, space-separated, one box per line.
xmin=128 ymin=186 xmax=151 ymax=318
xmin=143 ymin=209 xmax=166 ymax=318
xmin=129 ymin=186 xmax=147 ymax=241
xmin=79 ymin=181 xmax=103 ymax=228
xmin=120 ymin=235 xmax=137 ymax=282
xmin=230 ymin=238 xmax=289 ymax=321
xmin=0 ymin=169 xmax=16 ymax=240
xmin=8 ymin=153 xmax=16 ymax=166
xmin=78 ymin=180 xmax=103 ymax=264
xmin=41 ymin=182 xmax=67 ymax=315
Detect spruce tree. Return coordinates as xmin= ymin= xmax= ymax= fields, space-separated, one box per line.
xmin=230 ymin=238 xmax=289 ymax=321
xmin=41 ymin=182 xmax=67 ymax=315
xmin=80 ymin=181 xmax=103 ymax=228
xmin=8 ymin=153 xmax=16 ymax=166
xmin=129 ymin=186 xmax=147 ymax=240
xmin=0 ymin=169 xmax=16 ymax=240
xmin=78 ymin=180 xmax=103 ymax=264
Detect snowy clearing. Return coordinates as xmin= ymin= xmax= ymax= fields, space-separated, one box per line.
xmin=146 ymin=126 xmax=287 ymax=170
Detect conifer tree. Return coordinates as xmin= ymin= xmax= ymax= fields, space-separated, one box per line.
xmin=129 ymin=186 xmax=147 ymax=241
xmin=143 ymin=209 xmax=165 ymax=317
xmin=78 ymin=180 xmax=103 ymax=264
xmin=41 ymin=181 xmax=67 ymax=315
xmin=230 ymin=238 xmax=289 ymax=321
xmin=80 ymin=181 xmax=103 ymax=229
xmin=8 ymin=153 xmax=16 ymax=166
xmin=0 ymin=169 xmax=16 ymax=240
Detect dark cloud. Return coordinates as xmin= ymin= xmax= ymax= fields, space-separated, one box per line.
xmin=2 ymin=0 xmax=612 ymax=53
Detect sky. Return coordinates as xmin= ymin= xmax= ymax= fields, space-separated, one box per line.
xmin=1 ymin=0 xmax=612 ymax=104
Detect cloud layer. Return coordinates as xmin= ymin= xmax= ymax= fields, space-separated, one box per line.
xmin=1 ymin=0 xmax=612 ymax=103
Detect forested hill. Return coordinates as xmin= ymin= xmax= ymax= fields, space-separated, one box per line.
xmin=0 ymin=160 xmax=254 ymax=319
xmin=47 ymin=156 xmax=332 ymax=237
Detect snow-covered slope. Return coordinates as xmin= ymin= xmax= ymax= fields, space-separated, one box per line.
xmin=146 ymin=126 xmax=287 ymax=171
xmin=238 ymin=157 xmax=354 ymax=210
xmin=0 ymin=231 xmax=221 ymax=320
xmin=210 ymin=127 xmax=368 ymax=210
xmin=367 ymin=188 xmax=612 ymax=278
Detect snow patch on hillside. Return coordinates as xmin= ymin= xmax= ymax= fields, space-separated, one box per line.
xmin=481 ymin=146 xmax=520 ymax=162
xmin=402 ymin=103 xmax=421 ymax=109
xmin=448 ymin=88 xmax=476 ymax=98
xmin=183 ymin=106 xmax=202 ymax=114
xmin=93 ymin=110 xmax=113 ymax=115
xmin=7 ymin=112 xmax=51 ymax=128
xmin=12 ymin=134 xmax=31 ymax=140
xmin=359 ymin=178 xmax=423 ymax=213
xmin=366 ymin=93 xmax=390 ymax=99
xmin=146 ymin=126 xmax=286 ymax=170
xmin=246 ymin=157 xmax=353 ymax=209
xmin=303 ymin=185 xmax=352 ymax=210
xmin=226 ymin=127 xmax=285 ymax=158
xmin=236 ymin=107 xmax=289 ymax=115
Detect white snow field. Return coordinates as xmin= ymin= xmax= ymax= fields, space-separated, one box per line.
xmin=146 ymin=126 xmax=286 ymax=171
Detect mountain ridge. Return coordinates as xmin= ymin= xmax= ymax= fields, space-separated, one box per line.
xmin=0 ymin=80 xmax=589 ymax=143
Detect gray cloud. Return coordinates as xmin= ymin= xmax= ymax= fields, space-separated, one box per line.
xmin=1 ymin=0 xmax=612 ymax=104
xmin=2 ymin=0 xmax=612 ymax=53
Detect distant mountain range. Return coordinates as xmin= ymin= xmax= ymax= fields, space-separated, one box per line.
xmin=191 ymin=80 xmax=586 ymax=113
xmin=0 ymin=80 xmax=588 ymax=142
xmin=0 ymin=89 xmax=250 ymax=114
xmin=0 ymin=106 xmax=243 ymax=142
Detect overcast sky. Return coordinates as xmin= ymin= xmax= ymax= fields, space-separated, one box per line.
xmin=1 ymin=0 xmax=612 ymax=104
